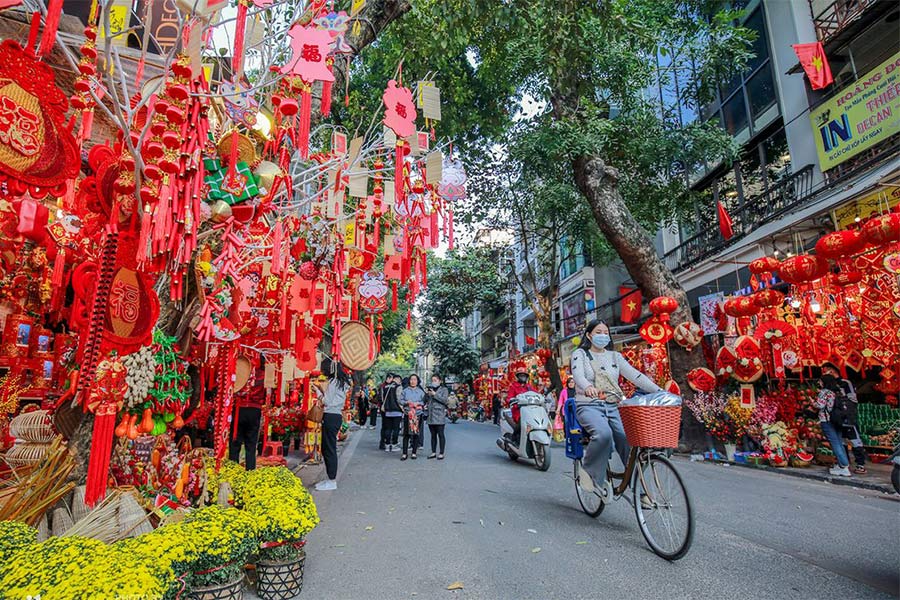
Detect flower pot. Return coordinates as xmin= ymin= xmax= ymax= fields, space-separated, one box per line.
xmin=256 ymin=552 xmax=305 ymax=600
xmin=724 ymin=443 xmax=737 ymax=462
xmin=188 ymin=574 xmax=244 ymax=600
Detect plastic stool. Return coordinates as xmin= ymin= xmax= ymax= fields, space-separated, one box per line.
xmin=262 ymin=441 xmax=284 ymax=458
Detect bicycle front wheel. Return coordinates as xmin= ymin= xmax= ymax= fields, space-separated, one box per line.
xmin=632 ymin=454 xmax=693 ymax=560
xmin=574 ymin=461 xmax=604 ymax=518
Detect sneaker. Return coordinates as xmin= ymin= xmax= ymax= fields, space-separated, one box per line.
xmin=411 ymin=453 xmax=418 ymax=460
xmin=829 ymin=466 xmax=852 ymax=477
xmin=427 ymin=453 xmax=437 ymax=459
xmin=437 ymin=454 xmax=444 ymax=460
xmin=401 ymin=454 xmax=408 ymax=461
xmin=853 ymin=465 xmax=867 ymax=474
xmin=577 ymin=463 xmax=594 ymax=493
xmin=315 ymin=479 xmax=337 ymax=491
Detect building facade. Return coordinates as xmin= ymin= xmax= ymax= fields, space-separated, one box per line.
xmin=659 ymin=0 xmax=899 ymax=311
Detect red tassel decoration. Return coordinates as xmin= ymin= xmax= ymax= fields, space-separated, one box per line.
xmin=225 ymin=129 xmax=240 ymax=183
xmin=84 ymin=407 xmax=117 ymax=506
xmin=298 ymin=82 xmax=312 ymax=159
xmin=271 ymin=219 xmax=283 ymax=274
xmin=26 ymin=12 xmax=41 ymax=54
xmin=321 ymin=58 xmax=334 ymax=116
xmin=232 ymin=0 xmax=249 ymax=78
xmin=39 ymin=0 xmax=65 ymax=57
xmin=51 ymin=247 xmax=65 ymax=287
xmin=368 ymin=316 xmax=375 ymax=360
xmin=395 ymin=141 xmax=404 ymax=207
xmin=392 ymin=281 xmax=398 ymax=311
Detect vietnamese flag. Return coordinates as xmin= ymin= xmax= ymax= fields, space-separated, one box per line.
xmin=619 ymin=287 xmax=642 ymax=323
xmin=792 ymin=42 xmax=833 ymax=90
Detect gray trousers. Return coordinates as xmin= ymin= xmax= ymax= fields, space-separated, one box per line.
xmin=576 ymin=403 xmax=629 ymax=485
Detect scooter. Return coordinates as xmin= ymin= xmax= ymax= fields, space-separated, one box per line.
xmin=496 ymin=391 xmax=552 ymax=471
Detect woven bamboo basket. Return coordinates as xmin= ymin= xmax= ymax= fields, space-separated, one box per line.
xmin=188 ymin=574 xmax=245 ymax=600
xmin=4 ymin=442 xmax=51 ymax=469
xmin=256 ymin=550 xmax=305 ymax=600
xmin=119 ymin=490 xmax=153 ymax=538
xmin=9 ymin=410 xmax=55 ymax=443
xmin=71 ymin=485 xmax=90 ymax=522
xmin=51 ymin=507 xmax=74 ymax=536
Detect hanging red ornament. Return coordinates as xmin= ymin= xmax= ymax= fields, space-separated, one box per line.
xmin=861 ymin=212 xmax=900 ymax=246
xmin=777 ymin=254 xmax=828 ymax=284
xmin=815 ymin=229 xmax=865 ymax=259
xmin=753 ymin=288 xmax=784 ymax=309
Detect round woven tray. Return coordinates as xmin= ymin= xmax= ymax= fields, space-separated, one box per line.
xmin=9 ymin=410 xmax=55 ymax=443
xmin=338 ymin=321 xmax=376 ymax=371
xmin=217 ymin=131 xmax=258 ymax=166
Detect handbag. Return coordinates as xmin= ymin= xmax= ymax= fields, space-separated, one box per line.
xmin=307 ymin=400 xmax=325 ymax=424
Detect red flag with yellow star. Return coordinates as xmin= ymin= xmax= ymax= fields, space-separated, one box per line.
xmin=792 ymin=42 xmax=833 ymax=90
xmin=619 ymin=287 xmax=642 ymax=324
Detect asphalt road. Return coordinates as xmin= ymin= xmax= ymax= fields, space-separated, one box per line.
xmin=303 ymin=421 xmax=899 ymax=600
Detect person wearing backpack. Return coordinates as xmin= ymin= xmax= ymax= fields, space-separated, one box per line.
xmin=816 ymin=371 xmax=854 ymax=477
xmin=823 ymin=366 xmax=867 ymax=474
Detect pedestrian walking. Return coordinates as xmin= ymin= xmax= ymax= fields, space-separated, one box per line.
xmin=491 ymin=393 xmax=501 ymax=425
xmin=822 ymin=366 xmax=867 ymax=473
xmin=368 ymin=387 xmax=379 ymax=430
xmin=816 ymin=369 xmax=861 ymax=478
xmin=315 ymin=357 xmax=352 ymax=491
xmin=400 ymin=374 xmax=425 ymax=460
xmin=380 ymin=373 xmax=402 ymax=451
xmin=228 ymin=359 xmax=265 ymax=470
xmin=425 ymin=374 xmax=449 ymax=459
xmin=356 ymin=389 xmax=369 ymax=427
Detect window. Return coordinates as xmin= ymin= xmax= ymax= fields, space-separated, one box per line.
xmin=744 ymin=8 xmax=769 ymax=72
xmin=722 ymin=92 xmax=748 ymax=135
xmin=746 ymin=62 xmax=776 ymax=120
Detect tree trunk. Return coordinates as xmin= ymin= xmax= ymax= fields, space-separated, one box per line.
xmin=572 ymin=154 xmax=707 ymax=450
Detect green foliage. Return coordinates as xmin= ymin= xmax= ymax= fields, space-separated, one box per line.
xmin=418 ymin=247 xmax=505 ymax=325
xmin=419 ymin=328 xmax=481 ymax=383
xmin=370 ymin=330 xmax=418 ymax=382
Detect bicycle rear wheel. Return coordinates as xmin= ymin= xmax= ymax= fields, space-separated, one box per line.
xmin=574 ymin=461 xmax=604 ymax=517
xmin=632 ymin=454 xmax=693 ymax=560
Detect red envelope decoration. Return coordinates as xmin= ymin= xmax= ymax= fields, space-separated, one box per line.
xmin=686 ymin=367 xmax=716 ymax=393
xmin=281 ymin=24 xmax=334 ymax=81
xmin=102 ymin=268 xmax=160 ymax=353
xmin=382 ymin=80 xmax=417 ymax=138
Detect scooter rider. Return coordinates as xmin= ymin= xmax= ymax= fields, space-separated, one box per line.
xmin=506 ymin=363 xmax=537 ymax=444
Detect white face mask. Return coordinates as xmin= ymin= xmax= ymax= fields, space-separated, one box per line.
xmin=592 ymin=333 xmax=610 ymax=348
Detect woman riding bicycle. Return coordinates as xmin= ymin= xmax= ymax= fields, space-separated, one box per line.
xmin=570 ymin=319 xmax=663 ymax=502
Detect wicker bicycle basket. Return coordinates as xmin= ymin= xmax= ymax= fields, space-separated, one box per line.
xmin=256 ymin=550 xmax=305 ymax=600
xmin=618 ymin=405 xmax=681 ymax=449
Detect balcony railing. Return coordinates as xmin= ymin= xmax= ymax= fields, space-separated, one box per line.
xmin=810 ymin=0 xmax=879 ymax=43
xmin=664 ymin=164 xmax=815 ymax=272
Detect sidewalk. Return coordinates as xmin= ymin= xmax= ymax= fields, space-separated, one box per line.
xmin=691 ymin=455 xmax=897 ymax=495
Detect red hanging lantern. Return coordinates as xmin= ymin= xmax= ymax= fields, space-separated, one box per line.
xmin=814 ymin=229 xmax=865 ymax=259
xmin=648 ymin=296 xmax=678 ymax=316
xmin=749 ymin=256 xmax=780 ymax=277
xmin=829 ymin=269 xmax=862 ymax=287
xmin=753 ymin=288 xmax=784 ymax=309
xmin=724 ymin=296 xmax=760 ymax=317
xmin=777 ymin=254 xmax=828 ymax=284
xmin=861 ymin=213 xmax=900 ymax=246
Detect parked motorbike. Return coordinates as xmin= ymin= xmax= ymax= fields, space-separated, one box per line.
xmin=890 ymin=431 xmax=900 ymax=494
xmin=496 ymin=391 xmax=552 ymax=471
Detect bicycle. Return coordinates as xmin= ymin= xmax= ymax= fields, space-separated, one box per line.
xmin=567 ymin=402 xmax=694 ymax=561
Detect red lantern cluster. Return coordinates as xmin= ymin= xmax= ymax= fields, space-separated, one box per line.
xmin=861 ymin=213 xmax=900 ymax=246
xmin=829 ymin=269 xmax=862 ymax=287
xmin=777 ymin=254 xmax=828 ymax=284
xmin=749 ymin=256 xmax=780 ymax=277
xmin=814 ymin=229 xmax=864 ymax=259
xmin=724 ymin=296 xmax=760 ymax=317
xmin=753 ymin=288 xmax=784 ymax=309
xmin=648 ymin=296 xmax=678 ymax=320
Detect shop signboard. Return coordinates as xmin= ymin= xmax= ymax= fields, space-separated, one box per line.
xmin=833 ymin=185 xmax=900 ymax=230
xmin=810 ymin=51 xmax=900 ymax=171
